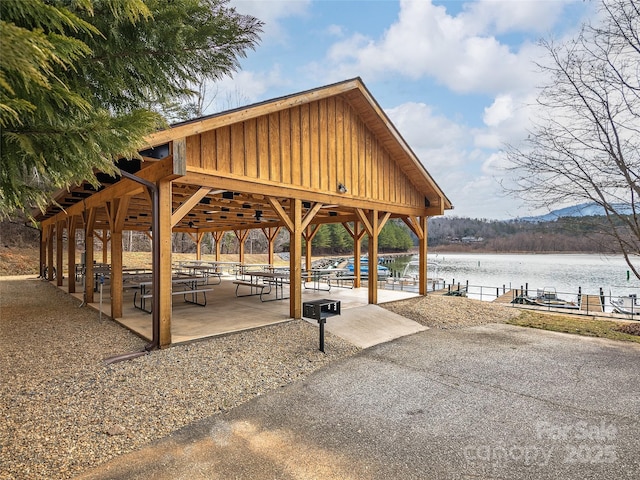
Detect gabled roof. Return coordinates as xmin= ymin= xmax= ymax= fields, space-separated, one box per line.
xmin=36 ymin=78 xmax=451 ymax=229
xmin=145 ymin=77 xmax=451 ymax=211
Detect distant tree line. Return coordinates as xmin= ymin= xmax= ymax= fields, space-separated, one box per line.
xmin=4 ymin=214 xmax=627 ymax=256
xmin=427 ymin=216 xmax=631 ymax=253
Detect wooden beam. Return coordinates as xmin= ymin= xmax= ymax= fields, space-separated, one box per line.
xmin=355 ymin=208 xmax=373 ymax=236
xmin=302 ymin=224 xmax=321 ymax=242
xmin=378 ymin=212 xmax=391 ymax=232
xmin=402 ymin=215 xmax=424 ymax=239
xmin=114 ymin=196 xmax=131 ymax=232
xmin=177 ymin=172 xmax=431 ymax=217
xmin=267 ymin=197 xmax=294 ymax=231
xmin=46 ymin=156 xmax=181 ymax=225
xmin=171 ymin=187 xmax=211 ymax=228
xmin=301 ymin=202 xmax=323 ymax=231
xmin=172 ymin=138 xmax=188 ymax=176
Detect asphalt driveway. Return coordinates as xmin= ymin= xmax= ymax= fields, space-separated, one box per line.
xmin=79 ymin=324 xmax=640 ymax=480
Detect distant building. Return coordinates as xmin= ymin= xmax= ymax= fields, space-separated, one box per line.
xmin=461 ymin=236 xmax=484 ymax=243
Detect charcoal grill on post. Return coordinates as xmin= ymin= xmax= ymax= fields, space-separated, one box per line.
xmin=302 ymin=299 xmax=341 ymax=352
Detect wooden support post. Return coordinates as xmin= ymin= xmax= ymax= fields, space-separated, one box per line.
xmin=402 ymin=215 xmax=427 ymax=296
xmin=102 ymin=229 xmax=109 ymax=264
xmin=67 ymin=217 xmax=77 ymax=294
xmin=343 ymin=221 xmax=365 ymax=288
xmin=235 ymin=229 xmax=249 ymax=264
xmin=158 ymin=178 xmax=173 ymax=348
xmin=47 ymin=224 xmax=54 ymax=281
xmin=195 ymin=232 xmax=204 ymax=260
xmin=261 ymin=227 xmax=281 ymax=267
xmin=110 ymin=231 xmax=123 ymax=317
xmin=368 ymin=210 xmax=379 ymax=305
xmin=354 ymin=231 xmax=362 ymax=289
xmin=56 ymin=220 xmax=64 ymax=286
xmin=39 ymin=228 xmax=46 ymax=278
xmin=84 ymin=208 xmax=96 ymax=303
xmin=105 ymin=197 xmax=129 ymax=319
xmin=290 ymin=198 xmax=302 ymax=319
xmin=41 ymin=223 xmax=51 ymax=279
xmin=419 ymin=216 xmax=428 ymax=295
xmin=303 ymin=224 xmax=320 ymax=274
xmin=355 ymin=209 xmax=389 ymax=305
xmin=213 ymin=231 xmax=223 ymax=261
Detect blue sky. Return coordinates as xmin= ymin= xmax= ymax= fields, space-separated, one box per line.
xmin=208 ymin=0 xmax=597 ymax=220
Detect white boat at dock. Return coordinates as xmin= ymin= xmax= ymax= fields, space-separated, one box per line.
xmin=512 ymin=287 xmax=580 ymax=309
xmin=385 ymin=259 xmax=443 ymax=291
xmin=611 ymin=294 xmax=640 ymax=316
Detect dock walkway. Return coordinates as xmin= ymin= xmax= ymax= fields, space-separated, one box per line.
xmin=580 ymin=294 xmax=604 ymax=313
xmin=494 ymin=290 xmax=515 ymax=304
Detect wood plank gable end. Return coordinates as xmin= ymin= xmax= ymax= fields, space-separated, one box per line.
xmin=144 ymin=78 xmax=452 ymax=211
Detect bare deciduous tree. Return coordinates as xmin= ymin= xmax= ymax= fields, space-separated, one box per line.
xmin=505 ymin=0 xmax=639 ymax=279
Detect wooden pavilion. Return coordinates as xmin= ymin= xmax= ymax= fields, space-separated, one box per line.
xmin=35 ymin=78 xmax=452 ymax=348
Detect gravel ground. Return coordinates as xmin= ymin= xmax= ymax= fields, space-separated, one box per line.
xmin=0 ymin=278 xmax=360 ymax=480
xmin=382 ymin=293 xmax=522 ymax=329
xmin=0 ymin=277 xmax=518 ymax=480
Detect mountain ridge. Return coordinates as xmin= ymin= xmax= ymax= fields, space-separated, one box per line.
xmin=519 ymin=202 xmax=636 ymax=223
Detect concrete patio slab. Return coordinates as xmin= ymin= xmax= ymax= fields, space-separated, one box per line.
xmin=305 ymin=304 xmax=428 ymax=348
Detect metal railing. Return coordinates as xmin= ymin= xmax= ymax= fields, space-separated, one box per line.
xmin=412 ymin=279 xmax=639 ymax=320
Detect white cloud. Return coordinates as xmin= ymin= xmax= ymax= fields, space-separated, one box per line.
xmin=326 ymin=24 xmax=345 ymax=38
xmin=386 ymin=102 xmax=467 ymax=151
xmin=383 ymin=99 xmax=532 ymax=219
xmin=230 ymin=0 xmax=311 ymax=44
xmin=204 ymin=67 xmax=288 ymax=113
xmin=460 ymin=0 xmax=570 ymax=35
xmin=319 ymin=0 xmax=563 ymax=95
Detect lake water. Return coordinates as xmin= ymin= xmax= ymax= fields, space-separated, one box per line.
xmin=385 ymin=253 xmax=640 ymax=301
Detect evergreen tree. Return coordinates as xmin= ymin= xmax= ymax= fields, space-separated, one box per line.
xmin=0 ymin=0 xmax=262 ymax=218
xmin=311 ymin=224 xmax=332 ymax=252
xmin=327 ymin=223 xmax=352 ymax=254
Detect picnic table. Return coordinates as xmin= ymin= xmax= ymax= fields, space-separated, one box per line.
xmin=302 ymin=268 xmax=351 ymax=291
xmin=235 ymin=263 xmax=273 ymax=279
xmin=133 ymin=276 xmax=212 ymax=313
xmin=179 ymin=263 xmax=223 ymax=284
xmin=302 ymin=268 xmax=334 ymax=292
xmin=209 ymin=261 xmax=241 ymax=274
xmin=233 ymin=271 xmax=289 ymax=302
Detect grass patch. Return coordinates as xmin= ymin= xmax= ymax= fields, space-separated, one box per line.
xmin=507 ymin=311 xmax=640 ymax=344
